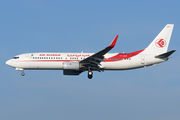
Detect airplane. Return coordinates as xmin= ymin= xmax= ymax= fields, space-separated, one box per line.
xmin=6 ymin=24 xmax=176 ymax=79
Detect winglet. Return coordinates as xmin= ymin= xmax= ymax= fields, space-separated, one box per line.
xmin=109 ymin=35 xmax=119 ymax=48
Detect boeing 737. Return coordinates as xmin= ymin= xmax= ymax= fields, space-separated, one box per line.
xmin=6 ymin=24 xmax=175 ymax=79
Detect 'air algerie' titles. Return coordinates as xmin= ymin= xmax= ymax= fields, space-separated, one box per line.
xmin=38 ymin=54 xmax=90 ymax=57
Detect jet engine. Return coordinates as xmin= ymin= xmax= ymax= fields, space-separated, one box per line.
xmin=63 ymin=70 xmax=82 ymax=75
xmin=63 ymin=61 xmax=79 ymax=70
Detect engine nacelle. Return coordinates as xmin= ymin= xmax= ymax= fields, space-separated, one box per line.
xmin=63 ymin=70 xmax=82 ymax=75
xmin=63 ymin=62 xmax=79 ymax=70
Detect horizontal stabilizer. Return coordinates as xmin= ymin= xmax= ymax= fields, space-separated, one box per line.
xmin=155 ymin=50 xmax=176 ymax=59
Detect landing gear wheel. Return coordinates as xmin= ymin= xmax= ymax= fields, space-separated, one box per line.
xmin=88 ymin=71 xmax=93 ymax=79
xmin=21 ymin=72 xmax=25 ymax=76
xmin=88 ymin=75 xmax=92 ymax=79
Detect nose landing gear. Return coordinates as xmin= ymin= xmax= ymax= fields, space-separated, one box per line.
xmin=15 ymin=68 xmax=25 ymax=76
xmin=21 ymin=71 xmax=25 ymax=76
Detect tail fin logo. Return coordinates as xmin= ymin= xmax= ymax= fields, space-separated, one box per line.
xmin=155 ymin=39 xmax=166 ymax=48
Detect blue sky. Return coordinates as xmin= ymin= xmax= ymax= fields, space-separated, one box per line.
xmin=1 ymin=0 xmax=180 ymax=120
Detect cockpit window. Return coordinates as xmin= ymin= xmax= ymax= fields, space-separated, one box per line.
xmin=13 ymin=57 xmax=19 ymax=59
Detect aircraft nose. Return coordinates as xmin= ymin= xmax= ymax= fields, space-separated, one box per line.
xmin=6 ymin=60 xmax=12 ymax=66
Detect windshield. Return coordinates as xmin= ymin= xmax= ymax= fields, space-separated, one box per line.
xmin=13 ymin=57 xmax=19 ymax=59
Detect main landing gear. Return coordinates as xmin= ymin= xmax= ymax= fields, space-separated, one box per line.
xmin=88 ymin=71 xmax=93 ymax=79
xmin=88 ymin=68 xmax=93 ymax=79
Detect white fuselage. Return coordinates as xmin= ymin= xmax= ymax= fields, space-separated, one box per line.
xmin=6 ymin=51 xmax=166 ymax=71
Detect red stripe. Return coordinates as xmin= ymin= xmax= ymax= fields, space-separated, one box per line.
xmin=104 ymin=49 xmax=144 ymax=62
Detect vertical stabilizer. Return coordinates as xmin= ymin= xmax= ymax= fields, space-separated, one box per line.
xmin=142 ymin=24 xmax=174 ymax=55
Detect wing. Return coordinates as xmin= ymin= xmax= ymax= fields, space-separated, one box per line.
xmin=79 ymin=35 xmax=119 ymax=71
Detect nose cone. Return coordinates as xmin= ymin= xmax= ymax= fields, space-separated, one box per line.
xmin=6 ymin=59 xmax=13 ymax=67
